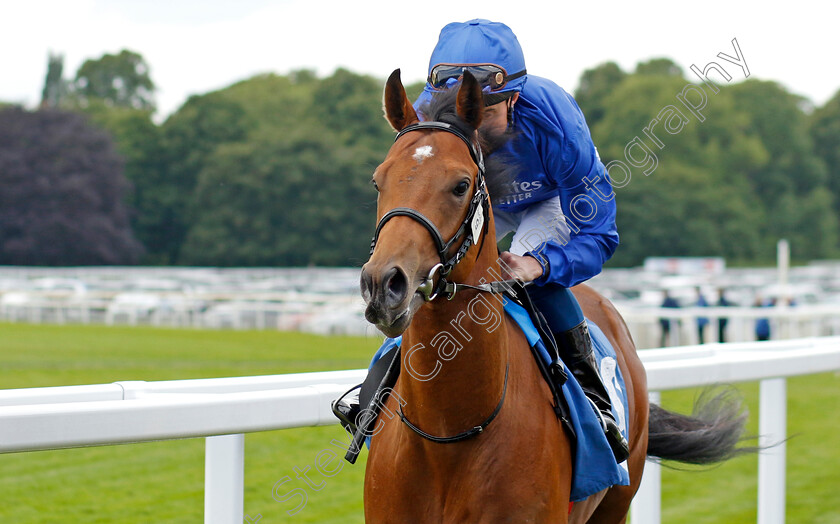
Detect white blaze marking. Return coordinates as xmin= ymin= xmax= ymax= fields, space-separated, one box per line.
xmin=413 ymin=145 xmax=434 ymax=163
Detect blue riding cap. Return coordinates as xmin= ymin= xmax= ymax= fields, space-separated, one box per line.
xmin=424 ymin=19 xmax=527 ymax=97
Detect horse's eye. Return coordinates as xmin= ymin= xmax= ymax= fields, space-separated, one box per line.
xmin=453 ymin=180 xmax=470 ymax=197
xmin=371 ymin=179 xmax=380 ymax=192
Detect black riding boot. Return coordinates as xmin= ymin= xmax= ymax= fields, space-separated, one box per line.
xmin=557 ymin=320 xmax=630 ymax=463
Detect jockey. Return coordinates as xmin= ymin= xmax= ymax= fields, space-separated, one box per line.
xmin=335 ymin=19 xmax=628 ymax=462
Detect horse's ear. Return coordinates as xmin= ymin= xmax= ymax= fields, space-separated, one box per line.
xmin=383 ymin=69 xmax=419 ymax=131
xmin=456 ymin=70 xmax=483 ymax=130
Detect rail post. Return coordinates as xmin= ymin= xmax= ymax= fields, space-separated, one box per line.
xmin=758 ymin=378 xmax=786 ymax=524
xmin=630 ymin=391 xmax=661 ymax=524
xmin=205 ymin=433 xmax=245 ymax=524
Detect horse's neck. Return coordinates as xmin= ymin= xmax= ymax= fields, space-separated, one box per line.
xmin=399 ymin=224 xmax=509 ymax=435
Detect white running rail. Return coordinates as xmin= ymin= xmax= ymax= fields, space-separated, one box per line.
xmin=1 ymin=338 xmax=838 ymax=523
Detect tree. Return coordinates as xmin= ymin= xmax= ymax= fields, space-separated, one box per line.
xmin=309 ymin=68 xmax=395 ymax=148
xmin=158 ymin=93 xmax=252 ymax=263
xmin=575 ymin=61 xmax=626 ymax=127
xmin=589 ymin=74 xmax=769 ymax=266
xmin=728 ymin=80 xmax=836 ymax=258
xmin=72 ymin=50 xmax=156 ymax=111
xmin=587 ymin=69 xmax=839 ymax=265
xmin=810 ymin=89 xmax=840 ymax=215
xmin=0 ymin=107 xmax=143 ymax=265
xmin=161 ymin=69 xmax=393 ymax=266
xmin=729 ymin=80 xmax=826 ymax=201
xmin=81 ymin=104 xmax=169 ymax=263
xmin=40 ymin=52 xmax=67 ymax=109
xmin=179 ymin=131 xmax=376 ymax=266
xmin=635 ymin=58 xmax=684 ymax=77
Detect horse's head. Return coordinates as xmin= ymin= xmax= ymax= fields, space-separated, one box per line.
xmin=361 ymin=69 xmax=488 ymax=337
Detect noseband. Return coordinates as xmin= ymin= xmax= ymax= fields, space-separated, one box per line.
xmin=369 ymin=118 xmax=491 ymax=301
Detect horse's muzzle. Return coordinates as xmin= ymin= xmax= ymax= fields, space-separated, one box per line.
xmin=360 ymin=264 xmax=419 ymax=337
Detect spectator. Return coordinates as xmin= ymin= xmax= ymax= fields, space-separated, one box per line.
xmin=659 ymin=290 xmax=680 ymax=347
xmin=695 ymin=287 xmax=709 ymax=344
xmin=754 ymin=296 xmax=775 ymax=341
xmin=716 ymin=288 xmax=733 ymax=342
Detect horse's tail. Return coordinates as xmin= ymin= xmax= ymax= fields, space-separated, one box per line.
xmin=646 ymin=389 xmax=753 ymax=464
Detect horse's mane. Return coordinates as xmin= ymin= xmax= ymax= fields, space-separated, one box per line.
xmin=418 ymin=88 xmax=517 ymax=202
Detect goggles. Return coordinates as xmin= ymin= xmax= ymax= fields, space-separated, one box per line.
xmin=428 ymin=63 xmax=527 ymax=92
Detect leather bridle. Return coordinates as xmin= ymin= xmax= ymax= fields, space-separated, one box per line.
xmin=369 ymin=117 xmax=495 ymax=302
xmin=367 ymin=116 xmax=520 ymax=445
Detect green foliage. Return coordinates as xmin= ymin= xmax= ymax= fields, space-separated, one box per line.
xmin=582 ymin=65 xmax=840 ymax=266
xmin=309 ymin=68 xmax=394 ymax=147
xmin=591 ymin=75 xmax=762 ymax=265
xmin=157 ymin=93 xmax=252 ymax=263
xmin=574 ymin=61 xmax=626 ymax=127
xmin=25 ymin=47 xmax=840 ymax=267
xmin=635 ymin=57 xmax=684 ymax=77
xmin=40 ymin=52 xmax=67 ymax=108
xmin=30 ymin=51 xmax=170 ymax=262
xmin=179 ymin=132 xmax=377 ymax=266
xmin=160 ymin=69 xmax=391 ymax=266
xmin=729 ymin=80 xmax=826 ymax=198
xmin=72 ymin=49 xmax=156 ymax=111
xmin=809 ymin=88 xmax=840 ymax=251
xmin=810 ymin=89 xmax=840 ymax=198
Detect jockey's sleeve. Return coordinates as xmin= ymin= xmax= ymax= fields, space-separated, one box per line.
xmin=525 ymin=101 xmax=619 ymax=288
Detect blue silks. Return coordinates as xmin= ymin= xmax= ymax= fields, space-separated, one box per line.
xmin=414 ymin=20 xmax=619 ymax=289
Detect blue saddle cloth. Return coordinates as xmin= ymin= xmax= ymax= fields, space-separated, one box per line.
xmin=370 ymin=300 xmax=630 ymax=501
xmin=503 ymin=299 xmax=630 ymax=501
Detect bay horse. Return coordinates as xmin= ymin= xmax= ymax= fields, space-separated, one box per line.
xmin=359 ymin=69 xmax=747 ymax=523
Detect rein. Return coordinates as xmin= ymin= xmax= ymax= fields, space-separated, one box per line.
xmin=370 ymin=117 xmax=517 ymax=444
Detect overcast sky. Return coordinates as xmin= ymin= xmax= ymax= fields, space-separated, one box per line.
xmin=2 ymin=0 xmax=838 ymax=120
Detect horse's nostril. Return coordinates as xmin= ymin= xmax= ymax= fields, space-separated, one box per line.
xmin=384 ymin=267 xmax=408 ymax=307
xmin=360 ymin=269 xmax=374 ymax=303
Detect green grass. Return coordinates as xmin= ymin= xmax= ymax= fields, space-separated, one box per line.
xmin=0 ymin=323 xmax=377 ymax=523
xmin=1 ymin=322 xmax=838 ymax=523
xmin=656 ymin=375 xmax=840 ymax=524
